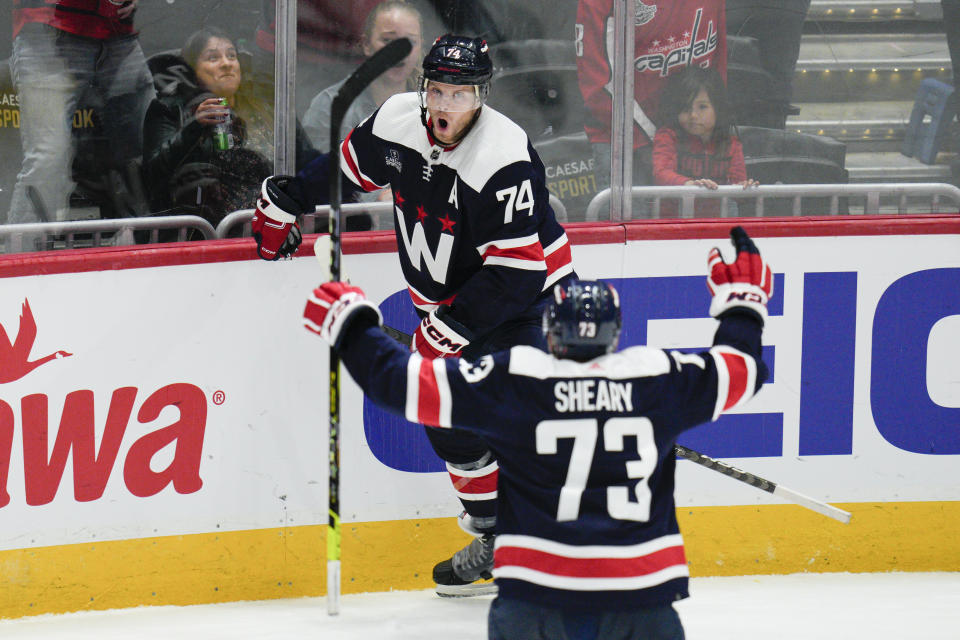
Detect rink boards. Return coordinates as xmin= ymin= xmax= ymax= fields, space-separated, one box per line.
xmin=0 ymin=216 xmax=957 ymax=618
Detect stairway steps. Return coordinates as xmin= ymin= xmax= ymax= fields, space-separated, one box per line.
xmin=797 ymin=34 xmax=950 ymax=71
xmin=783 ymin=11 xmax=959 ymax=183
xmin=791 ymin=33 xmax=952 ymax=103
xmin=787 ymin=100 xmax=915 ymax=151
xmin=844 ymin=150 xmax=955 ymax=182
xmin=808 ymin=0 xmax=943 ymax=21
xmin=807 ymin=0 xmax=943 ymax=23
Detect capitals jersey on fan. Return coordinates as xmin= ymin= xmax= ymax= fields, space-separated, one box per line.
xmin=305 ymin=92 xmax=574 ymax=338
xmin=337 ymin=311 xmax=767 ymax=611
xmin=13 ymin=0 xmax=138 ymax=39
xmin=575 ymin=0 xmax=726 ymax=148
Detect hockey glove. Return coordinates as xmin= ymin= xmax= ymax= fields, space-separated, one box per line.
xmin=412 ymin=306 xmax=472 ymax=359
xmin=303 ymin=282 xmax=383 ymax=349
xmin=707 ymin=226 xmax=773 ymax=324
xmin=252 ymin=175 xmax=305 ymax=260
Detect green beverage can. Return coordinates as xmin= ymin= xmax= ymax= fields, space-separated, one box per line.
xmin=213 ymin=98 xmax=234 ymax=150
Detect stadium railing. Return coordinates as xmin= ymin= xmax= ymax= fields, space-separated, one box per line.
xmin=214 ymin=194 xmax=571 ymax=239
xmin=2 ymin=184 xmax=954 ymax=254
xmin=582 ymin=183 xmax=960 ymax=221
xmin=0 ymin=215 xmax=217 ymax=253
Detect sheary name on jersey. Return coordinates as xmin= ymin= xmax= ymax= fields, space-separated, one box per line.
xmin=554 ymin=379 xmax=634 ymax=413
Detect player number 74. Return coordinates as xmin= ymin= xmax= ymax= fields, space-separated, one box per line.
xmin=495 ymin=178 xmax=534 ymax=223
xmin=536 ymin=417 xmax=658 ymax=522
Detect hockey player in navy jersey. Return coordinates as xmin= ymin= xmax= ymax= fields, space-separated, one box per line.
xmin=302 ymin=226 xmax=773 ymax=639
xmin=251 ymin=35 xmax=576 ymax=594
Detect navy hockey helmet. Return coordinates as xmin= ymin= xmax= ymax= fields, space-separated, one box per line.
xmin=419 ymin=35 xmax=492 ymax=115
xmin=543 ymin=280 xmax=622 ymax=361
xmin=422 ymin=34 xmax=493 ymax=86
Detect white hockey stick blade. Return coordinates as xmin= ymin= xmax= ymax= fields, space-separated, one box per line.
xmin=773 ymin=485 xmax=852 ymax=524
xmin=314 ymin=234 xmax=332 ymax=281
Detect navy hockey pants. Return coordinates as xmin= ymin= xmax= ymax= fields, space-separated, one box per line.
xmin=423 ymin=299 xmax=551 ymax=524
xmin=487 ymin=596 xmax=685 ymax=640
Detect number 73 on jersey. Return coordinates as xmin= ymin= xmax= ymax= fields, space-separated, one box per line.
xmin=537 ymin=417 xmax=658 ymax=523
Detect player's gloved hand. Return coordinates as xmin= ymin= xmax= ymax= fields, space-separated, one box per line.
xmin=707 ymin=226 xmax=773 ymax=323
xmin=252 ymin=175 xmax=305 ymax=261
xmin=303 ymin=282 xmax=382 ymax=349
xmin=411 ymin=306 xmax=472 ymax=359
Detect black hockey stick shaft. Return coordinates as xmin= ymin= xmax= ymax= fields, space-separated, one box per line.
xmin=324 ymin=36 xmax=412 ymax=617
xmin=674 ymin=445 xmax=851 ymax=523
xmin=382 ymin=324 xmax=413 ymax=347
xmin=327 ymin=36 xmax=413 ymax=281
xmin=674 ymin=445 xmax=775 ymax=492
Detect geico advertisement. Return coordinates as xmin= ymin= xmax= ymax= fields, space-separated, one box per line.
xmin=0 ymin=233 xmax=957 ymax=551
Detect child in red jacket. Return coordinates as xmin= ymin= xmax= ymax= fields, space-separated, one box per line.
xmin=653 ymin=66 xmax=758 ymax=216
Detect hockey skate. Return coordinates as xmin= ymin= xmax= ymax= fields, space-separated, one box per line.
xmin=433 ymin=533 xmax=497 ymax=597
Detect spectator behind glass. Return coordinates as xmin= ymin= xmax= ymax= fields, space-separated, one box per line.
xmin=302 ymin=1 xmax=422 ymax=205
xmin=7 ymin=0 xmax=155 ymax=226
xmin=251 ymin=0 xmax=392 ymax=116
xmin=303 ymin=0 xmax=423 ymax=152
xmin=142 ymin=28 xmax=319 ymax=228
xmin=575 ymin=0 xmax=727 ymax=193
xmin=652 ymin=66 xmax=757 ymax=217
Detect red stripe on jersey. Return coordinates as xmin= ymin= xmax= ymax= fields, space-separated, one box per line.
xmin=448 ymin=468 xmax=499 ymax=495
xmin=417 ymin=357 xmax=441 ymax=425
xmin=545 ymin=239 xmax=573 ymax=275
xmin=482 ymin=241 xmax=544 ymax=262
xmin=408 ymin=287 xmax=456 ymax=309
xmin=720 ymin=351 xmax=749 ymax=410
xmin=494 ymin=544 xmax=687 ymax=578
xmin=341 ymin=130 xmax=382 ymax=192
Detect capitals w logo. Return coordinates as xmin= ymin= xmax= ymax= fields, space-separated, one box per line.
xmin=396 ymin=205 xmax=454 ymax=284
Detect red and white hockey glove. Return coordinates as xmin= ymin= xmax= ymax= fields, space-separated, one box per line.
xmin=252 ymin=175 xmax=304 ymax=261
xmin=411 ymin=306 xmax=472 ymax=359
xmin=303 ymin=282 xmax=382 ymax=349
xmin=707 ymin=226 xmax=774 ymax=323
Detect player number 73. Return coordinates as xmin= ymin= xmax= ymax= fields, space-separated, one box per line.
xmin=536 ymin=417 xmax=658 ymax=522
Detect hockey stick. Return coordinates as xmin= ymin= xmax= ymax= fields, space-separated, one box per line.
xmin=674 ymin=445 xmax=852 ymax=524
xmin=324 ymin=36 xmax=413 ymax=617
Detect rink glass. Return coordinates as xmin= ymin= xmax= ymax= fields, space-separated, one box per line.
xmin=0 ymin=0 xmax=954 ymax=254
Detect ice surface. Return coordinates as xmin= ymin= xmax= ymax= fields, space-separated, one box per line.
xmin=1 ymin=572 xmax=957 ymax=639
